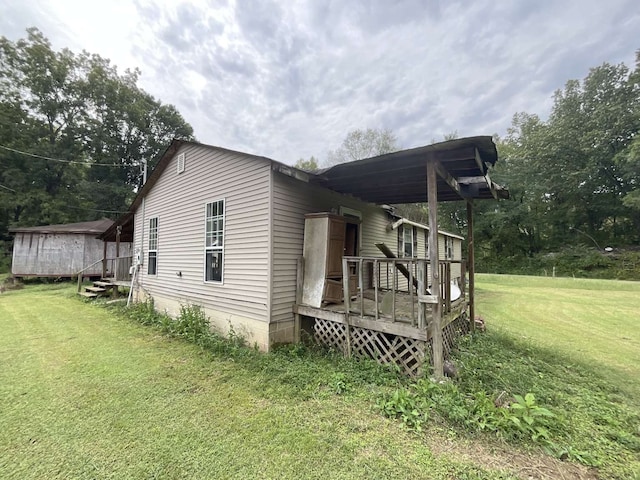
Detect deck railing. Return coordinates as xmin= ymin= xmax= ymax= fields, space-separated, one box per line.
xmin=103 ymin=255 xmax=133 ymax=282
xmin=341 ymin=256 xmax=465 ymax=328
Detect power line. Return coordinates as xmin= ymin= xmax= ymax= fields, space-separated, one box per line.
xmin=64 ymin=205 xmax=129 ymax=214
xmin=0 ymin=144 xmax=132 ymax=168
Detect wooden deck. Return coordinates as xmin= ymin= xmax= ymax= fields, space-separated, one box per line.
xmin=295 ymin=290 xmax=466 ymax=340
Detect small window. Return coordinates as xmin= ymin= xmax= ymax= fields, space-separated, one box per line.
xmin=400 ymin=225 xmax=417 ymax=258
xmin=425 ymin=230 xmax=430 ymax=258
xmin=177 ymin=153 xmax=185 ymax=174
xmin=148 ymin=217 xmax=158 ymax=275
xmin=445 ymin=236 xmax=454 ymax=259
xmin=205 ymin=200 xmax=224 ymax=282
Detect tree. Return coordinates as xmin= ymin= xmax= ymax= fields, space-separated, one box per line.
xmin=0 ymin=28 xmax=194 ymax=271
xmin=473 ymin=53 xmax=640 ymax=271
xmin=326 ymin=128 xmax=398 ymax=165
xmin=294 ymin=156 xmax=319 ymax=172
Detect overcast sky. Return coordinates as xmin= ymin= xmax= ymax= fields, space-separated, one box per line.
xmin=1 ymin=0 xmax=639 ymax=164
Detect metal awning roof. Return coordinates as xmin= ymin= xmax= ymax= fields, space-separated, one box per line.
xmin=310 ymin=136 xmax=508 ymax=204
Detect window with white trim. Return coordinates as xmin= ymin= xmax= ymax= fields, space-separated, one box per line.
xmin=399 ymin=225 xmax=417 ymax=258
xmin=205 ymin=200 xmax=224 ymax=282
xmin=148 ymin=217 xmax=158 ymax=275
xmin=445 ymin=236 xmax=454 ymax=259
xmin=425 ymin=230 xmax=430 ymax=258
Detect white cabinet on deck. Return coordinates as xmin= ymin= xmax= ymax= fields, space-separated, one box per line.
xmin=301 ymin=213 xmax=345 ymax=308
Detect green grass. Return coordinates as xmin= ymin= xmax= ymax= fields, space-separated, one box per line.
xmin=0 ymin=283 xmax=517 ymax=480
xmin=475 ymin=274 xmax=640 ymax=402
xmin=2 ymin=277 xmax=638 ymax=479
xmin=471 ymin=274 xmax=640 ymax=479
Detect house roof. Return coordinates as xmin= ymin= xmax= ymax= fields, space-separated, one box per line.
xmin=131 ymin=136 xmax=506 ymax=211
xmin=10 ymin=219 xmax=114 ymax=235
xmin=390 ymin=217 xmax=465 ymax=240
xmin=101 ymin=136 xmax=508 ymax=241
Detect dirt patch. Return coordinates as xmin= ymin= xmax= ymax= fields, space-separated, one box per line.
xmin=425 ymin=427 xmax=598 ymax=480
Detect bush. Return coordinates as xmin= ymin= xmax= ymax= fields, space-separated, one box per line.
xmin=478 ymin=246 xmax=640 ymax=280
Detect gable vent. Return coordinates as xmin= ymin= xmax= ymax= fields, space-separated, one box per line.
xmin=177 ymin=153 xmax=185 ymax=174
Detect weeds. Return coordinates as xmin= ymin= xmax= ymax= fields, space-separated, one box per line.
xmin=377 ymin=381 xmax=558 ymax=448
xmin=104 ymin=298 xmax=639 ymax=479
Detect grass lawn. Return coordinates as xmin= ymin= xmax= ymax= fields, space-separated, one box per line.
xmin=0 ymin=283 xmax=520 ymax=480
xmin=1 ymin=278 xmax=638 ymax=479
xmin=475 ymin=274 xmax=640 ymax=403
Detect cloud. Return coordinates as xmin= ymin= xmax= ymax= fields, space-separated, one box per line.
xmin=3 ymin=0 xmax=639 ymax=164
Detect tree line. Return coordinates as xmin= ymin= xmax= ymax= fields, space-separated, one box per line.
xmin=473 ymin=51 xmax=640 ymax=270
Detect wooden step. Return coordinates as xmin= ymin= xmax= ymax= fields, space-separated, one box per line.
xmin=93 ymin=281 xmax=115 ymax=288
xmin=79 ymin=291 xmax=98 ymax=298
xmin=85 ymin=286 xmax=107 ymax=293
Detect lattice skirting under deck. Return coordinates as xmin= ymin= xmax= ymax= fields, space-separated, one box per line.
xmin=312 ymin=313 xmax=470 ymax=377
xmin=426 ymin=312 xmax=470 ymax=366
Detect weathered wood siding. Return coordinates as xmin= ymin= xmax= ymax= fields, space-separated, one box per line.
xmin=11 ymin=232 xmax=127 ymax=277
xmin=132 ymin=144 xmax=272 ymax=347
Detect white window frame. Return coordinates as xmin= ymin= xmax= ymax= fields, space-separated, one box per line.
xmin=424 ymin=230 xmax=430 ymax=258
xmin=147 ymin=217 xmax=158 ymax=275
xmin=445 ymin=236 xmax=454 ymax=259
xmin=400 ymin=225 xmax=417 ymax=258
xmin=204 ymin=199 xmax=225 ymax=283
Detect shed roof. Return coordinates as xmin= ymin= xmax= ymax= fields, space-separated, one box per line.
xmin=10 ymin=219 xmax=114 ymax=235
xmin=312 ymin=136 xmax=508 ymax=204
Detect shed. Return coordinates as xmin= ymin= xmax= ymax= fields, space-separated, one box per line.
xmin=10 ymin=219 xmax=132 ymax=278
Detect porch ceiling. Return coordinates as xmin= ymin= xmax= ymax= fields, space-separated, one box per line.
xmin=310 ymin=136 xmax=508 ymax=204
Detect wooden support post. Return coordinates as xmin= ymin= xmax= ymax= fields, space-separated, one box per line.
xmin=342 ymin=259 xmax=353 ymax=357
xmin=392 ymin=261 xmax=397 ymax=323
xmin=342 ymin=257 xmax=351 ymax=315
xmin=445 ymin=262 xmax=451 ymax=314
xmin=102 ymin=241 xmax=108 ymax=279
xmin=427 ymin=159 xmax=444 ymax=380
xmin=373 ymin=260 xmax=379 ymax=320
xmin=467 ymin=200 xmax=475 ymax=332
xmin=417 ymin=261 xmax=426 ymax=329
xmin=409 ymin=260 xmax=415 ymax=326
xmin=115 ymin=225 xmax=121 ymax=258
xmin=295 ymin=257 xmax=304 ymax=342
xmin=359 ymin=258 xmax=364 ymax=317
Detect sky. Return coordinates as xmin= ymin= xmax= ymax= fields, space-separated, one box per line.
xmin=1 ymin=0 xmax=639 ymax=164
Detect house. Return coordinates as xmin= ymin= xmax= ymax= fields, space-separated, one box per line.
xmin=10 ymin=219 xmax=132 ymax=279
xmin=105 ymin=137 xmax=506 ymax=373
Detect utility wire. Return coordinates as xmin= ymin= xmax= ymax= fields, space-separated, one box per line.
xmin=64 ymin=205 xmax=129 ymax=214
xmin=0 ymin=144 xmax=131 ymax=167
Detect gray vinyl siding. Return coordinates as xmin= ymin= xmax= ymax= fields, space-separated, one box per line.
xmin=270 ymin=172 xmax=395 ymax=325
xmin=133 ymin=144 xmax=271 ymax=322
